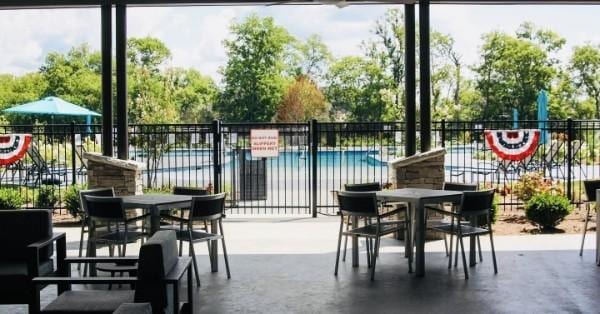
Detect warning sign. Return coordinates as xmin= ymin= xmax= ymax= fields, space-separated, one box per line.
xmin=250 ymin=129 xmax=279 ymax=158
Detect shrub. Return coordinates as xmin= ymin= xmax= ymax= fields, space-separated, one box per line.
xmin=525 ymin=192 xmax=571 ymax=229
xmin=0 ymin=188 xmax=24 ymax=209
xmin=64 ymin=184 xmax=86 ymax=218
xmin=36 ymin=185 xmax=59 ymax=209
xmin=514 ymin=172 xmax=563 ymax=202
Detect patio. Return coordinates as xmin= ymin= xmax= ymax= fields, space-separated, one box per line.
xmin=2 ymin=217 xmax=599 ymax=314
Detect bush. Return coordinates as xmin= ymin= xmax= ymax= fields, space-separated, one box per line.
xmin=525 ymin=192 xmax=571 ymax=229
xmin=0 ymin=188 xmax=24 ymax=209
xmin=64 ymin=184 xmax=86 ymax=218
xmin=36 ymin=185 xmax=59 ymax=209
xmin=514 ymin=172 xmax=563 ymax=202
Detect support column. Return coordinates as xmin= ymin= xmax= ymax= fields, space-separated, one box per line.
xmin=101 ymin=3 xmax=112 ymax=157
xmin=116 ymin=3 xmax=128 ymax=160
xmin=404 ymin=3 xmax=416 ymax=157
xmin=419 ymin=0 xmax=431 ymax=152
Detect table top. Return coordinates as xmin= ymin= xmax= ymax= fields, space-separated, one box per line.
xmin=376 ymin=188 xmax=463 ymax=203
xmin=121 ymin=194 xmax=192 ymax=208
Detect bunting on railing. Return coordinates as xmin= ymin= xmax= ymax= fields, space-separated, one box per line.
xmin=484 ymin=129 xmax=540 ymax=161
xmin=0 ymin=134 xmax=32 ymax=166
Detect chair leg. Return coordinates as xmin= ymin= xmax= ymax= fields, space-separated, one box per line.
xmin=448 ymin=217 xmax=454 ymax=269
xmin=454 ymin=234 xmax=460 ymax=268
xmin=219 ymin=219 xmax=231 ymax=279
xmin=342 ymin=220 xmax=350 ymax=262
xmin=580 ymin=204 xmax=591 ymax=256
xmin=443 ymin=234 xmax=449 ymax=257
xmin=334 ymin=216 xmax=344 ymax=276
xmin=477 ymin=236 xmax=483 ymax=262
xmin=364 ymin=218 xmax=371 ymax=268
xmin=488 ymin=216 xmax=498 ymax=274
xmin=77 ymin=219 xmax=86 ymax=271
xmin=188 ymin=236 xmax=201 ymax=286
xmin=371 ymin=233 xmax=381 ymax=281
xmin=122 ymin=223 xmax=128 ymax=257
xmin=458 ymin=233 xmax=468 ymax=280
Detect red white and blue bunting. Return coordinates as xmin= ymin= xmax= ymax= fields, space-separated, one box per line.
xmin=0 ymin=134 xmax=32 ymax=166
xmin=484 ymin=129 xmax=540 ymax=161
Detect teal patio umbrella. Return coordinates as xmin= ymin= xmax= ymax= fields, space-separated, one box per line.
xmin=3 ymin=96 xmax=101 ymax=132
xmin=512 ymin=108 xmax=519 ymax=129
xmin=537 ymin=90 xmax=549 ymax=144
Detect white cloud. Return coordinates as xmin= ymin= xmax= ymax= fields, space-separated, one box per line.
xmin=0 ymin=8 xmax=99 ymax=74
xmin=2 ymin=4 xmax=600 ymax=82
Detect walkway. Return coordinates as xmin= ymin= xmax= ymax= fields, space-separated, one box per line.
xmin=2 ymin=217 xmax=599 ymax=314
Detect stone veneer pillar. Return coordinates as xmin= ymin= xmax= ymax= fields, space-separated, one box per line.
xmin=389 ymin=147 xmax=446 ymax=239
xmin=84 ymin=152 xmax=145 ymax=196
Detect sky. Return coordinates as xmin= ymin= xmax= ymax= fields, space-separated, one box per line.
xmin=1 ymin=4 xmax=600 ymax=82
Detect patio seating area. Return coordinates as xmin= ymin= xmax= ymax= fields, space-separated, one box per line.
xmin=1 ymin=218 xmax=599 ymax=313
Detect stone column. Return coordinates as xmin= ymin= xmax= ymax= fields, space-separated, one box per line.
xmin=84 ymin=152 xmax=145 ymax=196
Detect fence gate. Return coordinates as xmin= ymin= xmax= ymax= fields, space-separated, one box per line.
xmin=219 ymin=123 xmax=311 ymax=215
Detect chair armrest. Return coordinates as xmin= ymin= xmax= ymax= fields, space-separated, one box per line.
xmin=64 ymin=256 xmax=139 ymax=264
xmin=426 ymin=206 xmax=461 ymax=217
xmin=165 ymin=257 xmax=192 ymax=283
xmin=27 ymin=233 xmax=67 ymax=279
xmin=126 ymin=213 xmax=151 ymax=224
xmin=33 ymin=276 xmax=138 ymax=286
xmin=160 ymin=214 xmax=187 ymax=223
xmin=28 ymin=232 xmax=66 ymax=250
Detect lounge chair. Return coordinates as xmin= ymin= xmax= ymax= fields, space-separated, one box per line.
xmin=24 ymin=143 xmax=67 ymax=185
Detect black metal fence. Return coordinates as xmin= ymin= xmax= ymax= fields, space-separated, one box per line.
xmin=0 ymin=119 xmax=596 ymax=215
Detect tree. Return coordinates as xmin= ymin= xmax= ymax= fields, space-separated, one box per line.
xmin=286 ymin=35 xmax=332 ymax=82
xmin=363 ymin=9 xmax=405 ymax=118
xmin=0 ymin=73 xmax=48 ymax=124
xmin=127 ymin=37 xmax=172 ymax=71
xmin=473 ymin=27 xmax=561 ymax=120
xmin=325 ymin=56 xmax=391 ymax=121
xmin=127 ymin=37 xmax=178 ymax=125
xmin=40 ymin=44 xmax=102 ymax=118
xmin=275 ymin=75 xmax=329 ymax=122
xmin=216 ymin=14 xmax=294 ymax=122
xmin=169 ymin=68 xmax=219 ymax=123
xmin=571 ymin=44 xmax=600 ymax=118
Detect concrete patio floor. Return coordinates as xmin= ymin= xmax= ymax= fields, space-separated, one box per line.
xmin=2 ymin=217 xmax=599 ymax=314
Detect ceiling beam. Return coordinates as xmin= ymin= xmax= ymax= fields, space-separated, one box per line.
xmin=3 ymin=0 xmax=600 ymax=10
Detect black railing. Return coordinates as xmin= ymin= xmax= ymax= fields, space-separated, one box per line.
xmin=0 ymin=119 xmax=596 ymax=215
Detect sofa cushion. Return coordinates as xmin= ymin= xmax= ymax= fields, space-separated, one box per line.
xmin=112 ymin=303 xmax=152 ymax=314
xmin=42 ymin=290 xmax=135 ymax=314
xmin=0 ymin=259 xmax=54 ymax=303
xmin=134 ymin=230 xmax=178 ymax=313
xmin=0 ymin=210 xmax=53 ymax=261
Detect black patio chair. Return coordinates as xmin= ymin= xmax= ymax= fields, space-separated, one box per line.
xmin=335 ymin=191 xmax=408 ymax=280
xmin=429 ymin=189 xmax=498 ymax=279
xmin=580 ymin=179 xmax=600 ymax=256
xmin=84 ymin=195 xmax=149 ymax=283
xmin=160 ymin=193 xmax=231 ymax=286
xmin=424 ymin=182 xmax=477 ymax=259
xmin=78 ymin=188 xmax=115 ymax=274
xmin=161 ymin=186 xmax=209 ymax=255
xmin=0 ymin=209 xmax=67 ymax=314
xmin=33 ymin=230 xmax=194 ymax=314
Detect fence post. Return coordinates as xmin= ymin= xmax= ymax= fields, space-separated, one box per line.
xmin=310 ymin=119 xmax=318 ymax=218
xmin=70 ymin=122 xmax=76 ymax=185
xmin=441 ymin=119 xmax=446 ymax=148
xmin=212 ymin=120 xmax=221 ymax=194
xmin=567 ymin=118 xmax=573 ymax=201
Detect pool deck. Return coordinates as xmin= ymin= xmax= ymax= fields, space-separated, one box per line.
xmin=2 ymin=217 xmax=599 ymax=314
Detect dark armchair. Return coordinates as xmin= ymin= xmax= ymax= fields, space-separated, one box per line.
xmin=0 ymin=209 xmax=67 ymax=314
xmin=33 ymin=230 xmax=193 ymax=314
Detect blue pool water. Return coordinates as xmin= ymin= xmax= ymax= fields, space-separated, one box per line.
xmin=136 ymin=149 xmax=389 ymax=169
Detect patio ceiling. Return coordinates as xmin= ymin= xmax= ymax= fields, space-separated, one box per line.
xmin=3 ymin=0 xmax=600 ymax=10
